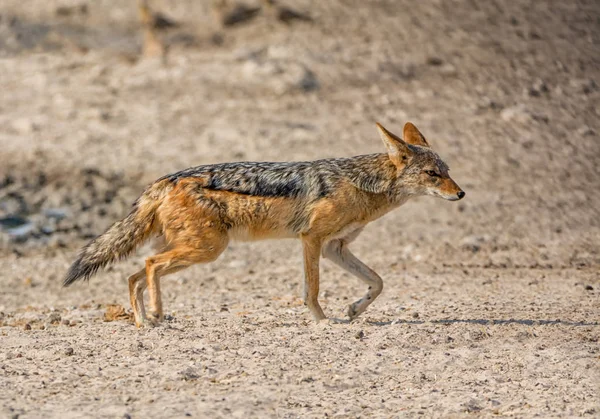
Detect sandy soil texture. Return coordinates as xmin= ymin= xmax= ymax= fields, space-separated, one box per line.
xmin=1 ymin=0 xmax=599 ymax=417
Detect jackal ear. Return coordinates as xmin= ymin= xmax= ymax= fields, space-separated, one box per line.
xmin=403 ymin=122 xmax=430 ymax=148
xmin=376 ymin=122 xmax=412 ymax=167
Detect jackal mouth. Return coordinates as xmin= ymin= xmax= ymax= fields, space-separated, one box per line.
xmin=431 ymin=190 xmax=464 ymax=201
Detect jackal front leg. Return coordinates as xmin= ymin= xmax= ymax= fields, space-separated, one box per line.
xmin=301 ymin=235 xmax=327 ymax=321
xmin=322 ymin=239 xmax=383 ymax=321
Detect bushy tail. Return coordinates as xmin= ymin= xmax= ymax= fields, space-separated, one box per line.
xmin=63 ymin=180 xmax=171 ymax=286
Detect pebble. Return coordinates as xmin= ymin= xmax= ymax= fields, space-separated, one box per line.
xmin=528 ymin=79 xmax=549 ymax=97
xmin=47 ymin=312 xmax=62 ymax=324
xmin=179 ymin=367 xmax=200 ymax=381
xmin=500 ymin=104 xmax=531 ymax=123
xmin=43 ymin=208 xmax=69 ymax=220
xmin=577 ymin=126 xmax=595 ymax=137
xmin=11 ymin=117 xmax=38 ymax=134
xmin=64 ymin=347 xmax=74 ymax=356
xmin=427 ymin=57 xmax=443 ymax=66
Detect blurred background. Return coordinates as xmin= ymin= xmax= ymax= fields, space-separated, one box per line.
xmin=0 ymin=0 xmax=598 ymax=268
xmin=1 ymin=2 xmax=599 ymax=416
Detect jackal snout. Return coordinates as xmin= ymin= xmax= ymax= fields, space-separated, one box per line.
xmin=439 ymin=177 xmax=465 ymax=201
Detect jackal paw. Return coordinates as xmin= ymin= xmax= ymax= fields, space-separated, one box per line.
xmin=145 ymin=312 xmax=163 ymax=327
xmin=347 ymin=303 xmax=363 ymax=321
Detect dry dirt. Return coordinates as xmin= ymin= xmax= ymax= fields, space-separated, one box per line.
xmin=1 ymin=0 xmax=599 ymax=418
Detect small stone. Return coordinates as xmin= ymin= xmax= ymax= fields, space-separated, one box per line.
xmin=577 ymin=126 xmax=595 ymax=137
xmin=298 ymin=68 xmax=319 ymax=92
xmin=584 ymin=285 xmax=594 ymax=291
xmin=412 ymin=312 xmax=419 ymax=319
xmin=439 ymin=63 xmax=457 ymax=76
xmin=43 ymin=208 xmax=69 ymax=220
xmin=179 ymin=367 xmax=200 ymax=381
xmin=64 ymin=347 xmax=74 ymax=356
xmin=570 ymin=78 xmax=597 ymax=94
xmin=0 ymin=216 xmax=29 ymax=230
xmin=11 ymin=117 xmax=38 ymax=134
xmin=62 ymin=319 xmax=70 ymax=326
xmin=355 ymin=330 xmax=365 ymax=339
xmin=528 ymin=79 xmax=548 ymax=97
xmin=47 ymin=312 xmax=61 ymax=324
xmin=227 ymin=260 xmax=247 ymax=269
xmin=23 ymin=323 xmax=31 ymax=331
xmin=427 ymin=57 xmax=443 ymax=66
xmin=501 ymin=104 xmax=531 ymax=123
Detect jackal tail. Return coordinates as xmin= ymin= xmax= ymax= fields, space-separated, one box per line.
xmin=63 ymin=180 xmax=171 ymax=286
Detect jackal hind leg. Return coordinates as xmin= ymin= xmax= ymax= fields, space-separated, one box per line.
xmin=128 ymin=268 xmax=148 ymax=328
xmin=145 ymin=228 xmax=229 ymax=326
xmin=322 ymin=239 xmax=383 ymax=321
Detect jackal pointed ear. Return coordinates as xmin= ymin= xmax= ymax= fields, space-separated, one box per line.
xmin=376 ymin=122 xmax=412 ymax=167
xmin=403 ymin=122 xmax=430 ymax=148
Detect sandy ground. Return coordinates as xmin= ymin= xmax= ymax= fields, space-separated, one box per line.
xmin=1 ymin=0 xmax=599 ymax=417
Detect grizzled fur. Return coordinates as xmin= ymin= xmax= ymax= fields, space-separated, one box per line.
xmin=160 ymin=154 xmax=399 ymax=200
xmin=64 ymin=122 xmax=465 ymax=327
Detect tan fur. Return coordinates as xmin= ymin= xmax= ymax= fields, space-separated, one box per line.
xmin=65 ymin=122 xmax=465 ymax=326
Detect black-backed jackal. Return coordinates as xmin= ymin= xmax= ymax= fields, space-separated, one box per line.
xmin=64 ymin=123 xmax=465 ymax=327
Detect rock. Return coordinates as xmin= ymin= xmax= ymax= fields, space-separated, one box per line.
xmin=43 ymin=208 xmax=69 ymax=220
xmin=501 ymin=104 xmax=531 ymax=123
xmin=243 ymin=59 xmax=319 ymax=94
xmin=460 ymin=235 xmax=488 ymax=253
xmin=577 ymin=126 xmax=595 ymax=137
xmin=55 ymin=4 xmax=88 ymax=17
xmin=228 ymin=259 xmax=247 ymax=269
xmin=276 ymin=6 xmax=312 ymax=24
xmin=0 ymin=215 xmax=29 ymax=230
xmin=40 ymin=223 xmax=56 ymax=235
xmin=47 ymin=312 xmax=61 ymax=324
xmin=569 ymin=78 xmax=597 ymax=94
xmin=584 ymin=285 xmax=594 ymax=291
xmin=439 ymin=63 xmax=457 ymax=77
xmin=297 ymin=68 xmax=319 ymax=92
xmin=464 ymin=399 xmax=483 ymax=413
xmin=2 ymin=219 xmax=35 ymax=239
xmin=427 ymin=57 xmax=443 ymax=66
xmin=378 ymin=60 xmax=416 ymax=80
xmin=179 ymin=367 xmax=200 ymax=381
xmin=528 ymin=79 xmax=549 ymax=97
xmin=64 ymin=347 xmax=74 ymax=356
xmin=0 ymin=195 xmax=27 ymax=215
xmin=11 ymin=118 xmax=38 ymax=134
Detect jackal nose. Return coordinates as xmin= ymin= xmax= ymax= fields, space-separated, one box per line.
xmin=457 ymin=191 xmax=465 ymax=200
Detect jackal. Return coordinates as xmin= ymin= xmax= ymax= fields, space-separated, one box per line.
xmin=64 ymin=122 xmax=465 ymax=327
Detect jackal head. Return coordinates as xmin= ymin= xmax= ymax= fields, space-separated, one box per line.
xmin=376 ymin=122 xmax=465 ymax=201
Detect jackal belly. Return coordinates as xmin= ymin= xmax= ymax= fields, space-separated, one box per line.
xmin=202 ymin=189 xmax=305 ymax=242
xmin=228 ymin=225 xmax=298 ymax=241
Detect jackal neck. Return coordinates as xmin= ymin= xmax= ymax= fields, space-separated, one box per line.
xmin=341 ymin=153 xmax=398 ymax=196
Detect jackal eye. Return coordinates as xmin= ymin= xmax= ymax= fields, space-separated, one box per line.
xmin=425 ymin=170 xmax=440 ymax=177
